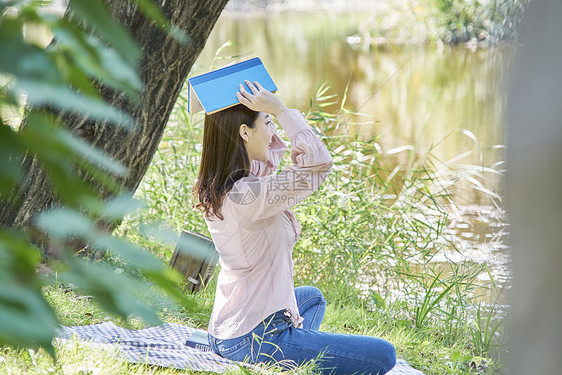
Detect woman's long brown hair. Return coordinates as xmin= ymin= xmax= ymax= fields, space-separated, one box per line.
xmin=193 ymin=104 xmax=259 ymax=220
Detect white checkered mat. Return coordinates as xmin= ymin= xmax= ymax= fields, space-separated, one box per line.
xmin=56 ymin=322 xmax=425 ymax=374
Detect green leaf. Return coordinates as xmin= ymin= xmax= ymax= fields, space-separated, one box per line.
xmin=131 ymin=0 xmax=190 ymax=46
xmin=131 ymin=0 xmax=168 ymax=29
xmin=90 ymin=234 xmax=163 ymax=271
xmin=35 ymin=201 xmax=161 ymax=271
xmin=60 ymin=257 xmax=162 ymax=326
xmin=368 ymin=289 xmax=386 ymax=309
xmin=0 ymin=285 xmax=57 ymax=357
xmin=143 ymin=268 xmax=194 ymax=310
xmin=0 ymin=231 xmax=58 ymax=357
xmin=167 ymin=25 xmax=190 ymax=46
xmin=71 ymin=156 xmax=125 ymax=196
xmin=35 ymin=207 xmax=95 ymax=240
xmin=57 ymin=60 xmax=101 ymax=98
xmin=14 ymin=79 xmax=136 ymax=128
xmin=95 ymin=38 xmax=143 ymax=98
xmin=101 ymin=194 xmax=145 ymax=220
xmin=43 ymin=163 xmax=99 ymax=207
xmin=0 ymin=18 xmax=61 ymax=82
xmin=19 ymin=113 xmax=101 ymax=206
xmin=0 ymin=230 xmax=42 ymax=282
xmin=0 ymin=122 xmax=24 ymax=194
xmin=140 ymin=222 xmax=180 ymax=246
xmin=68 ymin=0 xmax=140 ymax=66
xmin=51 ymin=21 xmax=142 ymax=100
xmin=18 ymin=112 xmax=127 ymax=207
xmin=60 ymin=131 xmax=129 ymax=177
xmin=0 ymin=0 xmax=187 ymax=358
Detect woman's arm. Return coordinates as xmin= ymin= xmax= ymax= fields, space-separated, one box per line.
xmin=230 ymin=82 xmax=333 ymax=220
xmin=241 ymin=80 xmax=289 ymax=178
xmin=249 ymin=127 xmax=287 ymax=177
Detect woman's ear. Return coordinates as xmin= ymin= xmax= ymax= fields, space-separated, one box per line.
xmin=239 ymin=124 xmax=249 ymax=142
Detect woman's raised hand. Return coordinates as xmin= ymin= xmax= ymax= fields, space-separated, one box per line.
xmin=236 ymin=80 xmax=288 ymax=117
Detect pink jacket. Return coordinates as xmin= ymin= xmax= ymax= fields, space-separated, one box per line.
xmin=205 ymin=108 xmax=333 ymax=339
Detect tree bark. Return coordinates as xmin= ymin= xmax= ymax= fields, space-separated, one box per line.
xmin=0 ymin=0 xmax=230 ymax=254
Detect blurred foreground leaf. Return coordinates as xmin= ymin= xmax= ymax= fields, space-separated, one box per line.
xmin=0 ymin=0 xmax=194 ymax=358
xmin=0 ymin=231 xmax=58 ymax=357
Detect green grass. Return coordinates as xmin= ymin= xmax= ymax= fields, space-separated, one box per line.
xmin=1 ymin=82 xmax=507 ymax=374
xmin=0 ymin=282 xmax=500 ymax=374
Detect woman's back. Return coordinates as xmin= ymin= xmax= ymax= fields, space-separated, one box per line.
xmin=205 ymin=108 xmax=332 ymax=340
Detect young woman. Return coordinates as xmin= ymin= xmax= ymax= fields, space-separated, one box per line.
xmin=194 ymin=80 xmax=396 ymax=374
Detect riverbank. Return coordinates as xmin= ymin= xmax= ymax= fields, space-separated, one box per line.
xmin=223 ymin=0 xmax=528 ymax=47
xmin=224 ymin=0 xmax=375 ymax=14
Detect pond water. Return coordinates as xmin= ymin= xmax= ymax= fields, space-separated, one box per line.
xmin=193 ymin=11 xmax=512 ymax=302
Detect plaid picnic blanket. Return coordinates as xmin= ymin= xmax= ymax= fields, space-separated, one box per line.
xmin=56 ymin=322 xmax=425 ymax=374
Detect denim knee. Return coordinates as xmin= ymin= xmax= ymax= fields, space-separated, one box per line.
xmin=315 ymin=287 xmax=327 ymax=307
xmin=295 ymin=286 xmax=326 ymax=306
xmin=378 ymin=339 xmax=397 ymax=373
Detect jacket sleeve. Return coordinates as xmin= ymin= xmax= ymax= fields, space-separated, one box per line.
xmin=250 ymin=126 xmax=287 ymax=177
xmin=228 ymin=109 xmax=333 ymax=221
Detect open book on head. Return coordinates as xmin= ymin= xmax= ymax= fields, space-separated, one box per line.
xmin=187 ymin=57 xmax=277 ymax=115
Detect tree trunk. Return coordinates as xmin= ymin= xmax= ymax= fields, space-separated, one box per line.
xmin=0 ymin=0 xmax=230 ymax=255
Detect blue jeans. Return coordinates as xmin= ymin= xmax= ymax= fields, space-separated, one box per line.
xmin=208 ymin=286 xmax=396 ymax=374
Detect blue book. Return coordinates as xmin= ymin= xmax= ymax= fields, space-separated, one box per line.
xmin=188 ymin=57 xmax=277 ymax=114
xmin=184 ymin=329 xmax=213 ymax=352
